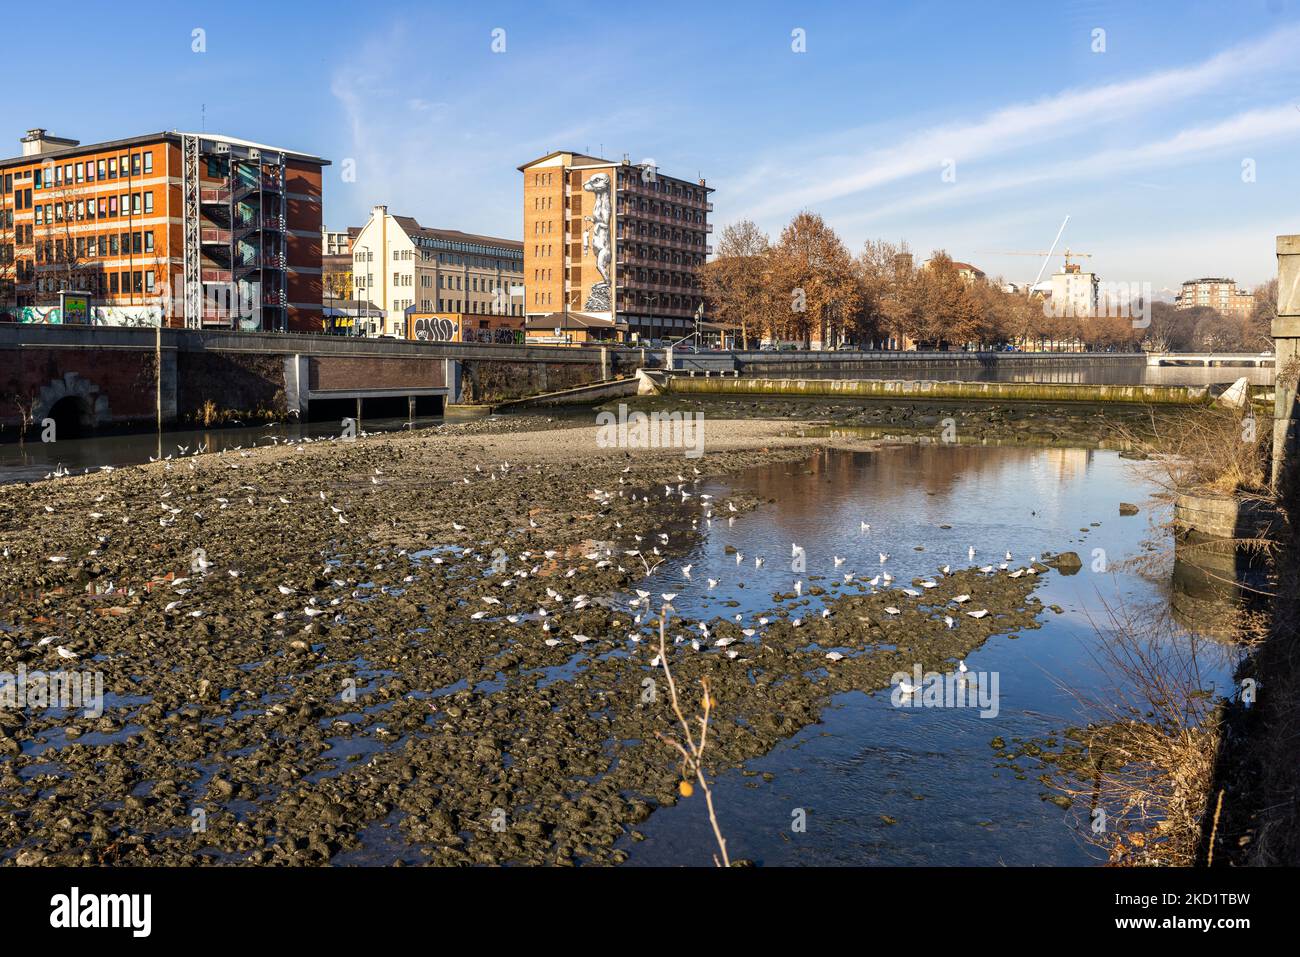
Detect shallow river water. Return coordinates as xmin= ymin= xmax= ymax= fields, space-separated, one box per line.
xmin=611 ymin=445 xmax=1237 ymax=865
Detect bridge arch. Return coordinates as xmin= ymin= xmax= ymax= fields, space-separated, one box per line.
xmin=31 ymin=372 xmax=111 ymax=434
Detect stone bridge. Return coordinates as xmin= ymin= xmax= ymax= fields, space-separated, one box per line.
xmin=0 ymin=324 xmax=643 ymax=434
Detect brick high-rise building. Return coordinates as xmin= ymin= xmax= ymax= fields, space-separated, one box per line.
xmin=0 ymin=128 xmax=328 ymax=331
xmin=518 ymin=151 xmax=712 ymax=342
xmin=1175 ymin=277 xmax=1255 ymax=318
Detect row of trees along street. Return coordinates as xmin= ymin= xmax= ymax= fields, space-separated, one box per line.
xmin=700 ymin=213 xmax=1276 ymax=352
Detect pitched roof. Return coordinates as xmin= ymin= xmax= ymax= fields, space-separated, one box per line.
xmin=389 ymin=215 xmax=523 ymax=251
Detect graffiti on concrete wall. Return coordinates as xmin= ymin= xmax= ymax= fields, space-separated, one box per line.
xmin=464 ymin=328 xmax=524 ymax=345
xmin=15 ymin=306 xmax=64 ymax=324
xmin=10 ymin=305 xmax=162 ymax=327
xmin=91 ymin=306 xmax=163 ymax=328
xmin=412 ymin=316 xmax=458 ymax=342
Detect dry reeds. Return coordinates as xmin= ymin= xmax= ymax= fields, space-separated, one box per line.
xmin=1053 ymin=601 xmax=1233 ymax=866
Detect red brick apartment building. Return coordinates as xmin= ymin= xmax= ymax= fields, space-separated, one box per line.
xmin=519 ymin=151 xmax=713 ymax=342
xmin=0 ymin=128 xmax=328 ymax=331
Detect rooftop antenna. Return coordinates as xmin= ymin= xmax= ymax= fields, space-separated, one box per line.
xmin=201 ymin=103 xmax=206 ymax=132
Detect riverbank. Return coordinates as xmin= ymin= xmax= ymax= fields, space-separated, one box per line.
xmin=0 ymin=416 xmax=1063 ymax=866
xmin=583 ymin=393 xmax=1185 ymax=448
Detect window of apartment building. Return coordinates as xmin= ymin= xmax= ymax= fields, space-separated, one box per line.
xmin=109 ymin=273 xmax=118 ymax=294
xmin=96 ymin=159 xmax=105 ymax=180
xmin=393 ymin=272 xmax=400 ymax=286
xmin=109 ymin=234 xmax=119 ymax=255
xmin=132 ymin=270 xmax=142 ymax=293
xmin=108 ymin=196 xmax=117 ymax=216
xmin=2 ymin=173 xmax=10 ymax=192
xmin=76 ymin=200 xmax=84 ymax=220
xmin=108 ymin=158 xmax=117 ymax=178
xmin=131 ymin=193 xmax=141 ymax=215
xmin=131 ymin=153 xmax=141 ymax=176
xmin=75 ymin=237 xmax=85 ymax=258
xmin=142 ymin=151 xmax=153 ymax=174
xmin=88 ymin=236 xmax=97 ymax=257
xmin=143 ymin=192 xmax=153 ymax=214
xmin=119 ymin=155 xmax=129 ymax=177
xmin=132 ymin=232 xmax=143 ymax=254
xmin=119 ymin=193 xmax=128 ymax=215
xmin=34 ymin=205 xmax=42 ymax=225
xmin=144 ymin=231 xmax=154 ymax=253
xmin=145 ymin=270 xmax=155 ymax=292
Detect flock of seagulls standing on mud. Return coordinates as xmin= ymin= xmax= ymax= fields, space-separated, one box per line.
xmin=30 ymin=429 xmax=1039 ymax=698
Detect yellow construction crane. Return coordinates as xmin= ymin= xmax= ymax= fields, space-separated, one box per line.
xmin=979 ymin=248 xmax=1093 ymax=269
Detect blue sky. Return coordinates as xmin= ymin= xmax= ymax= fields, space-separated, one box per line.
xmin=7 ymin=0 xmax=1300 ymax=294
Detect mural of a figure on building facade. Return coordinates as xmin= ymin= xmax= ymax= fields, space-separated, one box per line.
xmin=582 ymin=173 xmax=612 ymax=313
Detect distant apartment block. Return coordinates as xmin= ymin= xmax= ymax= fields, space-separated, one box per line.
xmin=1175 ymin=277 xmax=1254 ymax=318
xmin=518 ymin=151 xmax=713 ymax=342
xmin=1048 ymin=261 xmax=1099 ymax=318
xmin=0 ymin=127 xmax=328 ymax=331
xmin=322 ymin=227 xmax=351 ymax=257
xmin=349 ymin=205 xmax=523 ymax=337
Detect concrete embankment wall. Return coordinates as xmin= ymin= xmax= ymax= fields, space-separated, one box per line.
xmin=658 ymin=375 xmax=1212 ymax=405
xmin=668 ymin=349 xmax=1148 ymax=375
xmin=491 ymin=377 xmax=640 ymax=412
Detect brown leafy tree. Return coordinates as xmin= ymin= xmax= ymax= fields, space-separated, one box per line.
xmin=766 ymin=212 xmax=863 ymax=348
xmin=699 ymin=219 xmax=772 ymax=350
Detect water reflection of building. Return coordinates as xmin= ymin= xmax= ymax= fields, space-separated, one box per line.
xmin=1042 ymin=448 xmax=1091 ymax=484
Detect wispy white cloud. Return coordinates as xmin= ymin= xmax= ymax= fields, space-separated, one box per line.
xmin=843 ymin=103 xmax=1300 ymax=226
xmin=727 ymin=24 xmax=1300 ymax=222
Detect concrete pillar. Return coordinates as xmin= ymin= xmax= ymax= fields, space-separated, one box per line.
xmin=1273 ymin=235 xmax=1300 ymax=490
xmin=283 ymin=355 xmax=309 ymax=418
xmin=445 ymin=358 xmax=463 ymax=404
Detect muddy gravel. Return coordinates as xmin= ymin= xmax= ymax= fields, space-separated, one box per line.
xmin=0 ymin=416 xmax=1050 ymax=866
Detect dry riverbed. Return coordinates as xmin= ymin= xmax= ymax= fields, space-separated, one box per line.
xmin=1 ymin=417 xmax=1053 ymax=866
